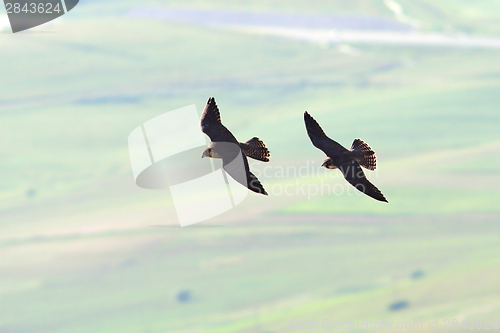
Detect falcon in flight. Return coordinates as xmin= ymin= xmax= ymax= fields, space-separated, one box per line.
xmin=201 ymin=97 xmax=270 ymax=195
xmin=304 ymin=111 xmax=388 ymax=202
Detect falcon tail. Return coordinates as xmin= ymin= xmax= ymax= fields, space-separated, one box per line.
xmin=350 ymin=138 xmax=377 ymax=171
xmin=240 ymin=137 xmax=271 ymax=162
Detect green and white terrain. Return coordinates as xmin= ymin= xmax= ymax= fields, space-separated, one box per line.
xmin=1 ymin=1 xmax=499 ymax=332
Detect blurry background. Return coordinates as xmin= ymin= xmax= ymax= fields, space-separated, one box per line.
xmin=1 ymin=0 xmax=500 ymax=332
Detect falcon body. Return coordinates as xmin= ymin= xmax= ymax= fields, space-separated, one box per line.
xmin=201 ymin=97 xmax=270 ymax=195
xmin=304 ymin=111 xmax=387 ymax=202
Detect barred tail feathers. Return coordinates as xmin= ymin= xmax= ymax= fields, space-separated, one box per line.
xmin=351 ymin=138 xmax=377 ymax=171
xmin=240 ymin=137 xmax=270 ymax=162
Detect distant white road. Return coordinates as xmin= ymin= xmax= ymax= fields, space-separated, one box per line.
xmin=232 ymin=26 xmax=500 ymax=49
xmin=129 ymin=7 xmax=500 ymax=49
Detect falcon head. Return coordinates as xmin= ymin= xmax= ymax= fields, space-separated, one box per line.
xmin=321 ymin=158 xmax=337 ymax=169
xmin=201 ymin=147 xmax=212 ymax=158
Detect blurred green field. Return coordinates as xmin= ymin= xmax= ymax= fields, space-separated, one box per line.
xmin=84 ymin=0 xmax=500 ymax=35
xmin=1 ymin=0 xmax=500 ymax=332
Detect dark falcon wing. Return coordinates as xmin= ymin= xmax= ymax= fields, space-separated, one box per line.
xmin=218 ymin=142 xmax=268 ymax=195
xmin=200 ymin=97 xmax=238 ymax=143
xmin=338 ymin=160 xmax=388 ymax=202
xmin=304 ymin=111 xmax=348 ymax=156
xmin=242 ymin=156 xmax=268 ymax=195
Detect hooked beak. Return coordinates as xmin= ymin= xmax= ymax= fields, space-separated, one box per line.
xmin=201 ymin=149 xmax=209 ymax=158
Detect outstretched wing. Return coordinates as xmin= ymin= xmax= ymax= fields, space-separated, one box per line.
xmin=201 ymin=97 xmax=238 ymax=143
xmin=304 ymin=111 xmax=347 ymax=156
xmin=338 ymin=160 xmax=388 ymax=202
xmin=219 ymin=143 xmax=268 ymax=195
xmin=246 ymin=171 xmax=268 ymax=195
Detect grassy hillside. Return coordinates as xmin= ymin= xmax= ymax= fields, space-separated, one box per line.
xmin=1 ymin=0 xmax=500 ymax=332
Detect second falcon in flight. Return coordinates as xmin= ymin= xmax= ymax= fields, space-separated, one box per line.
xmin=304 ymin=111 xmax=388 ymax=202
